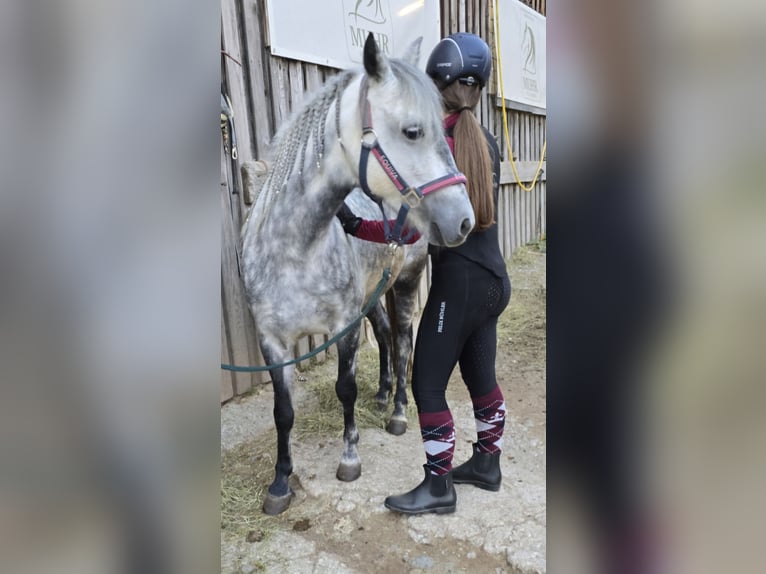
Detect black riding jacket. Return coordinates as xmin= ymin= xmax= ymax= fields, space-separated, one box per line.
xmin=429 ymin=120 xmax=507 ymax=279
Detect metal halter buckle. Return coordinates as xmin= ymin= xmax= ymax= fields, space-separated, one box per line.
xmin=361 ymin=129 xmax=378 ymax=149
xmin=403 ymin=187 xmax=422 ymax=208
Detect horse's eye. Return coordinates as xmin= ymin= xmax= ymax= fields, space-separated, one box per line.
xmin=403 ymin=126 xmax=424 ymax=141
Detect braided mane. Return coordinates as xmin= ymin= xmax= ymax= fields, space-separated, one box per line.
xmin=248 ymin=70 xmax=355 ymax=229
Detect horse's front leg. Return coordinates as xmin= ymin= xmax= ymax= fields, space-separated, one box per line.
xmin=335 ymin=325 xmax=362 ymax=482
xmin=386 ymin=281 xmax=420 ymax=436
xmin=259 ymin=338 xmax=296 ymax=515
xmin=366 ymin=300 xmax=393 ymax=410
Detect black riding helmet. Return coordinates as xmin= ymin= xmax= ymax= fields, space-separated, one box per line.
xmin=426 ymin=33 xmax=491 ymax=90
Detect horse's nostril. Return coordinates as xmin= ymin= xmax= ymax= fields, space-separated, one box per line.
xmin=460 ymin=218 xmax=473 ymax=237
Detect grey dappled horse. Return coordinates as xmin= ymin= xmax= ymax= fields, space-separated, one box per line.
xmin=241 ymin=34 xmax=474 ymax=515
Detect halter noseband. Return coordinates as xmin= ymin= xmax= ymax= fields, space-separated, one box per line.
xmin=356 ymin=76 xmax=467 ymax=244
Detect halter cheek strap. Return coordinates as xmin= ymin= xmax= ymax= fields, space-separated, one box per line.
xmin=356 ymin=76 xmax=467 ymax=244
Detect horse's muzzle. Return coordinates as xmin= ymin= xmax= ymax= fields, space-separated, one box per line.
xmin=430 ymin=214 xmax=474 ymax=247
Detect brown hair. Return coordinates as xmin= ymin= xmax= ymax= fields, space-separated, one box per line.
xmin=440 ymin=81 xmax=495 ymax=231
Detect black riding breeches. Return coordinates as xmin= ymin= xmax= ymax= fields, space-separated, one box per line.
xmin=411 ymin=257 xmax=511 ymax=413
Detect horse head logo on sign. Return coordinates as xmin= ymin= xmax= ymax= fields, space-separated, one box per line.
xmin=521 ymin=20 xmax=539 ymax=97
xmin=349 ymin=0 xmax=386 ymax=24
xmin=522 ymin=23 xmax=537 ymax=75
xmin=344 ymin=0 xmax=393 ymax=62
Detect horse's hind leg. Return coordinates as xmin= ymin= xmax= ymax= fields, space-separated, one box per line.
xmin=259 ymin=339 xmax=296 ymax=515
xmin=335 ymin=325 xmax=362 ymax=482
xmin=366 ymin=300 xmax=393 ymax=410
xmin=386 ymin=279 xmax=420 ymax=436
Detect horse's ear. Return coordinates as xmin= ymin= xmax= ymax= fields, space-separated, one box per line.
xmin=403 ymin=36 xmax=423 ymax=67
xmin=363 ymin=33 xmax=390 ymax=81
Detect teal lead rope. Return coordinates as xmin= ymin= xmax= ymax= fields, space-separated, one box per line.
xmin=221 ymin=267 xmax=392 ymax=372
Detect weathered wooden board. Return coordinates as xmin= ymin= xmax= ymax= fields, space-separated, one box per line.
xmin=241 ymin=0 xmax=273 ymax=160
xmin=221 ymin=306 xmax=235 ymax=403
xmin=221 ymin=142 xmax=261 ymax=394
xmin=499 ymin=160 xmax=547 ymax=185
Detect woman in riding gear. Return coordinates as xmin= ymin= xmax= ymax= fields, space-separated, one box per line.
xmin=337 ymin=33 xmax=511 ymax=514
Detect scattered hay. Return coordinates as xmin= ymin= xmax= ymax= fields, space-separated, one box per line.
xmin=510 ymin=245 xmax=537 ymax=265
xmin=294 ymin=344 xmax=417 ymax=439
xmin=500 ymin=246 xmax=546 ymax=365
xmin=499 ymin=292 xmax=545 ymax=363
xmin=220 ymin=433 xmax=281 ymax=539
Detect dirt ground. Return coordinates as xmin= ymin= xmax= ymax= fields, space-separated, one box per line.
xmin=221 ymin=245 xmax=546 ymax=574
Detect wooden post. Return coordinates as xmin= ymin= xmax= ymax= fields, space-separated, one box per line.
xmin=221 ymin=304 xmax=235 ymax=403
xmin=221 ymin=0 xmax=254 ymax=196
xmin=221 ymin=142 xmax=267 ymax=400
xmin=241 ymin=0 xmax=274 ymax=160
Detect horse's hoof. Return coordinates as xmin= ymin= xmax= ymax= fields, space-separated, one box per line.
xmin=336 ymin=461 xmax=362 ymax=482
xmin=386 ymin=418 xmax=407 ymax=436
xmin=262 ymin=490 xmax=294 ymax=515
xmin=375 ymin=398 xmax=388 ymax=412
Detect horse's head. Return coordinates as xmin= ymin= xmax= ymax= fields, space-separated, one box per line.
xmin=343 ymin=34 xmax=475 ymax=247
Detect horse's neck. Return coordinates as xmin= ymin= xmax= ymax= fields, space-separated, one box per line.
xmin=257 ymin=173 xmax=352 ymax=256
xmin=248 ymin=75 xmax=362 ymax=254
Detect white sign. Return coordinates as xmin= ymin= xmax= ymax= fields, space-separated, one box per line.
xmin=266 ymin=0 xmax=442 ymax=70
xmin=496 ymin=0 xmax=546 ymax=113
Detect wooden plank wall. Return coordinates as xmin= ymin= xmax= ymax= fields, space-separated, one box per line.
xmin=221 ymin=0 xmax=546 ymax=401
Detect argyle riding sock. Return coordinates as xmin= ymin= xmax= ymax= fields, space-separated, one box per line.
xmin=472 ymin=385 xmax=506 ymax=454
xmin=419 ymin=409 xmax=455 ymax=475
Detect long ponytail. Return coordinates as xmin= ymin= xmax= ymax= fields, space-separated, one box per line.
xmin=440 ymin=81 xmax=495 ymax=231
